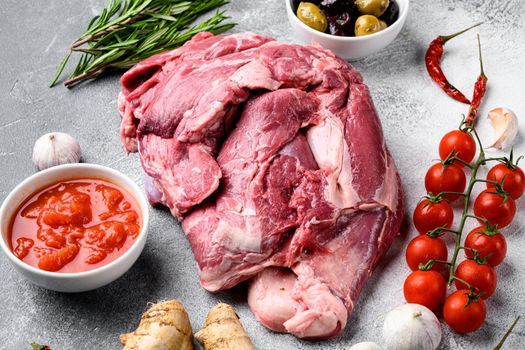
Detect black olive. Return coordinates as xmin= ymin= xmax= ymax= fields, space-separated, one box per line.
xmin=327 ymin=11 xmax=355 ymax=36
xmin=379 ymin=0 xmax=399 ymax=26
xmin=320 ymin=0 xmax=356 ymax=17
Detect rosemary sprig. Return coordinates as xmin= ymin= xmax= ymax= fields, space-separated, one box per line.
xmin=50 ymin=0 xmax=235 ymax=88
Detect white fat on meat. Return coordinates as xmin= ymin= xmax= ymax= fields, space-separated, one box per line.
xmin=306 ymin=113 xmax=360 ymax=209
xmin=249 ymin=267 xmax=347 ymax=339
xmin=213 ymin=216 xmax=262 ymax=253
xmin=373 ymin=155 xmax=400 ymax=213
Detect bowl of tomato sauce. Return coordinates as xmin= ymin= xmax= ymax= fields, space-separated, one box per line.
xmin=0 ymin=163 xmax=149 ymax=292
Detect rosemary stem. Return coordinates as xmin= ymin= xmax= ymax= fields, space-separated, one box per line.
xmin=64 ymin=66 xmax=106 ymax=88
xmin=70 ymin=10 xmax=152 ymax=49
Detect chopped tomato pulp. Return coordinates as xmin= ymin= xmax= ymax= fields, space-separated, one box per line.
xmin=9 ymin=179 xmax=142 ymax=273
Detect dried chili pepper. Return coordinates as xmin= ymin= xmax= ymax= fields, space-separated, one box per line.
xmin=425 ymin=23 xmax=481 ymax=104
xmin=465 ymin=34 xmax=488 ymax=126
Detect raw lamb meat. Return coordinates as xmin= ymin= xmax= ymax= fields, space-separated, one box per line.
xmin=118 ymin=31 xmax=404 ymax=339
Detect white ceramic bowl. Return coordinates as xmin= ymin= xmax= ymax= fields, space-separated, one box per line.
xmin=286 ymin=0 xmax=409 ymax=59
xmin=0 ymin=163 xmax=149 ymax=293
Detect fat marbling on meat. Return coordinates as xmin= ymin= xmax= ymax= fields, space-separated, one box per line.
xmin=118 ymin=31 xmax=404 ymax=339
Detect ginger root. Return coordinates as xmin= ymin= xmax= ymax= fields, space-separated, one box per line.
xmin=120 ymin=300 xmax=194 ymax=350
xmin=195 ymin=303 xmax=255 ymax=350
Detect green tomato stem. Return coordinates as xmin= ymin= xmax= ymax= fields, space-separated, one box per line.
xmin=483 ymin=157 xmax=508 ymax=163
xmin=446 ymin=128 xmax=512 ymax=288
xmin=435 ymin=191 xmax=468 ymax=198
xmin=450 ymin=275 xmax=476 ymax=290
xmin=447 ymin=162 xmax=480 ymax=286
xmin=474 ymin=178 xmax=499 ymax=185
xmin=427 ymin=227 xmax=459 ymax=237
xmin=447 ymin=130 xmax=486 ymax=287
xmin=464 ymin=213 xmax=492 ymax=226
xmin=459 ymin=246 xmax=478 ymax=254
xmin=419 ymin=259 xmax=452 ymax=270
xmin=449 ymin=157 xmax=475 ymax=169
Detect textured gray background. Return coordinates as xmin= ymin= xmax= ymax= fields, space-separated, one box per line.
xmin=1 ymin=0 xmax=524 ymax=349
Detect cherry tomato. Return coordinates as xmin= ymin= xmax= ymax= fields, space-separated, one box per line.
xmin=464 ymin=226 xmax=507 ymax=267
xmin=403 ymin=270 xmax=447 ymax=311
xmin=474 ymin=190 xmax=516 ymax=228
xmin=487 ymin=163 xmax=525 ymax=199
xmin=413 ymin=199 xmax=454 ymax=234
xmin=405 ymin=235 xmax=448 ymax=271
xmin=454 ymin=260 xmax=497 ymax=299
xmin=439 ymin=130 xmax=476 ymax=166
xmin=425 ymin=163 xmax=466 ymax=201
xmin=443 ymin=290 xmax=486 ymax=333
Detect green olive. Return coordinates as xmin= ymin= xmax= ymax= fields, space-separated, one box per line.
xmin=354 ymin=15 xmax=382 ymax=36
xmin=296 ymin=2 xmax=328 ymax=32
xmin=355 ymin=0 xmax=390 ymax=17
xmin=379 ymin=20 xmax=388 ymax=30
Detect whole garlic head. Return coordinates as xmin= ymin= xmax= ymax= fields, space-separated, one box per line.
xmin=349 ymin=341 xmax=383 ymax=350
xmin=32 ymin=132 xmax=81 ymax=170
xmin=383 ymin=304 xmax=441 ymax=350
xmin=488 ymin=107 xmax=518 ymax=150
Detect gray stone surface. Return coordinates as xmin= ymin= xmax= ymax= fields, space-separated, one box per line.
xmin=1 ymin=0 xmax=524 ymax=349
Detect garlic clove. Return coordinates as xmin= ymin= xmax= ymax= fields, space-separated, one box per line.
xmin=32 ymin=132 xmax=81 ymax=170
xmin=383 ymin=303 xmax=441 ymax=350
xmin=348 ymin=341 xmax=383 ymax=350
xmin=488 ymin=107 xmax=518 ymax=150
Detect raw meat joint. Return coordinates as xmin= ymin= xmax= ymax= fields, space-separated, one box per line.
xmin=118 ymin=32 xmax=404 ymax=339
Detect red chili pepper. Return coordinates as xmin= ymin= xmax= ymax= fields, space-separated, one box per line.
xmin=465 ymin=34 xmax=488 ymax=126
xmin=425 ymin=23 xmax=481 ymax=104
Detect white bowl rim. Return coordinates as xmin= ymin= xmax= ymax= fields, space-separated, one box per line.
xmin=286 ymin=0 xmax=409 ymax=42
xmin=0 ymin=163 xmax=149 ymax=280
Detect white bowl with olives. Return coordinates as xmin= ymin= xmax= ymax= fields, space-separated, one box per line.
xmin=286 ymin=0 xmax=409 ymax=59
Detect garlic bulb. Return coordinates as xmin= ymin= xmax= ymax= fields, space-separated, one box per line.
xmin=32 ymin=132 xmax=81 ymax=170
xmin=488 ymin=107 xmax=518 ymax=150
xmin=383 ymin=304 xmax=441 ymax=350
xmin=349 ymin=341 xmax=383 ymax=350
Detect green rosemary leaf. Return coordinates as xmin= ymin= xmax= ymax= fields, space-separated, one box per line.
xmin=49 ymin=52 xmax=71 ymax=87
xmin=168 ymin=2 xmax=193 ymax=15
xmin=140 ymin=26 xmax=169 ymax=49
xmin=84 ymin=48 xmax=123 ymax=72
xmin=146 ymin=13 xmax=178 ymax=21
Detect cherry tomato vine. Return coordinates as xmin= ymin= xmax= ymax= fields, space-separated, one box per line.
xmin=409 ymin=124 xmax=523 ymax=333
xmin=407 ymin=31 xmax=524 ymax=335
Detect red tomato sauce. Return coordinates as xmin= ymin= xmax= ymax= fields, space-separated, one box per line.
xmin=9 ymin=179 xmax=142 ymax=273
